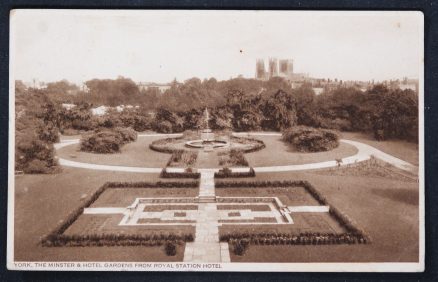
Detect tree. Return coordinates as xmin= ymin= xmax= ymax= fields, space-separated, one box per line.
xmin=260 ymin=90 xmax=297 ymax=131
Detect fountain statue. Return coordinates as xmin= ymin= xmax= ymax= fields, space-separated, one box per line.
xmin=200 ymin=108 xmax=214 ymax=142
xmin=185 ymin=107 xmax=230 ymax=151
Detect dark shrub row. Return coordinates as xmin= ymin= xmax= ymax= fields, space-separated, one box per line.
xmin=282 ymin=126 xmax=339 ymax=152
xmin=43 ymin=233 xmax=194 ymax=248
xmin=80 ymin=127 xmax=137 ymax=153
xmin=160 ymin=168 xmax=200 ymax=179
xmin=214 ymin=167 xmax=255 ymax=178
xmin=215 ymin=180 xmax=306 ymax=188
xmin=221 ymin=231 xmax=369 ymax=254
xmin=106 ymin=181 xmax=199 ymax=188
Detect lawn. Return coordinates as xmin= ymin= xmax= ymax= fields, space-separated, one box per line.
xmin=57 ymin=136 xmax=170 ymax=168
xmin=244 ymin=135 xmax=358 ymax=167
xmin=220 ymin=212 xmax=345 ymax=234
xmin=341 ymin=131 xmax=419 ymax=165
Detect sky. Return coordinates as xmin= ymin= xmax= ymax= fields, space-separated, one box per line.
xmin=11 ymin=10 xmax=423 ymax=84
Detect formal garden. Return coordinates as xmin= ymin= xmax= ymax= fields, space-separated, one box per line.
xmin=13 ymin=77 xmax=419 ymax=263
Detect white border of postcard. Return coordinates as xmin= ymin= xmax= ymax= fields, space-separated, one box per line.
xmin=7 ymin=9 xmax=425 ymax=272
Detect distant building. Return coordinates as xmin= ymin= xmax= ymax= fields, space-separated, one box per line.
xmin=255 ymin=59 xmax=267 ymax=80
xmin=268 ymin=58 xmax=279 ymax=78
xmin=138 ymin=82 xmax=171 ymax=93
xmin=256 ymin=58 xmax=294 ymax=81
xmin=279 ymin=59 xmax=294 ymax=78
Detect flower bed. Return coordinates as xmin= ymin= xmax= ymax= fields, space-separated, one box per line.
xmin=143 ymin=205 xmax=198 ymax=212
xmin=217 ymin=204 xmax=271 ymax=211
xmin=219 ymin=217 xmax=277 ymax=224
xmin=166 ymin=150 xmax=198 ymax=167
xmin=218 ymin=149 xmax=249 ymax=167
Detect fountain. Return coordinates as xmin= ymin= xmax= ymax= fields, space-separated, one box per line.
xmin=185 ymin=108 xmax=230 ymax=151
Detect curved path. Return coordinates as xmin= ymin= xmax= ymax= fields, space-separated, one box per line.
xmin=54 ymin=132 xmax=417 ymax=174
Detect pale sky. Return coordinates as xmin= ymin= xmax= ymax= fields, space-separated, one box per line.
xmin=11 ymin=10 xmax=423 ymax=84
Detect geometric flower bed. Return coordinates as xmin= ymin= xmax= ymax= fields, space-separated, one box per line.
xmin=215 ymin=180 xmax=370 ymax=255
xmin=41 ymin=180 xmax=199 ymax=248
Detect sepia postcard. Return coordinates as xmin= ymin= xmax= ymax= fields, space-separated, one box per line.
xmin=7 ymin=9 xmax=424 ymax=272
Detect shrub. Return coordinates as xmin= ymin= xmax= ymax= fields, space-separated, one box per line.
xmin=80 ymin=130 xmax=122 ymax=153
xmin=233 ymin=240 xmax=248 ymax=256
xmin=25 ymin=159 xmax=52 ymax=174
xmin=80 ymin=127 xmax=137 ymax=154
xmin=164 ymin=241 xmax=177 ymax=256
xmin=114 ymin=127 xmax=137 ymax=143
xmin=38 ymin=123 xmax=60 ymax=143
xmin=15 ymin=136 xmax=59 ymax=174
xmin=282 ymin=126 xmax=339 ymax=152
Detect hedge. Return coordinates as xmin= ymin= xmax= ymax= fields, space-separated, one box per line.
xmin=160 ymin=168 xmax=200 ymax=179
xmin=215 ymin=180 xmax=306 ymax=188
xmin=214 ymin=167 xmax=256 ymax=178
xmin=221 ymin=231 xmax=369 ymax=255
xmin=43 ymin=233 xmax=194 ymax=248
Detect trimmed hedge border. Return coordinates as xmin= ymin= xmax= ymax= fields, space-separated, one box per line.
xmin=215 ymin=179 xmax=370 ymax=248
xmin=215 ymin=180 xmax=306 ymax=188
xmin=41 ymin=180 xmax=198 ymax=248
xmin=44 ymin=233 xmax=194 ymax=248
xmin=221 ymin=231 xmax=369 ymax=256
xmin=214 ymin=167 xmax=256 ymax=178
xmin=160 ymin=168 xmax=201 ymax=179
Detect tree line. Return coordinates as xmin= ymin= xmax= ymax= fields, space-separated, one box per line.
xmin=14 ymin=76 xmax=418 ymax=173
